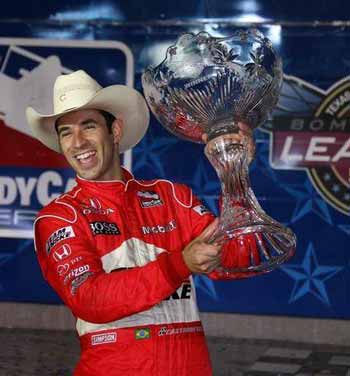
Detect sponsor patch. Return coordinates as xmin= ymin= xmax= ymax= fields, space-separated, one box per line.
xmin=135 ymin=328 xmax=151 ymax=340
xmin=142 ymin=220 xmax=176 ymax=235
xmin=64 ymin=265 xmax=90 ymax=284
xmin=90 ymin=221 xmax=121 ymax=236
xmin=158 ymin=326 xmax=203 ymax=336
xmin=81 ymin=198 xmax=114 ymax=216
xmin=91 ymin=332 xmax=117 ymax=346
xmin=192 ymin=204 xmax=210 ymax=216
xmin=70 ymin=271 xmax=94 ymax=295
xmin=137 ymin=190 xmax=163 ymax=208
xmin=69 ymin=256 xmax=83 ymax=265
xmin=57 ymin=263 xmax=69 ymax=276
xmin=46 ymin=227 xmax=75 ymax=254
xmin=164 ymin=281 xmax=191 ymax=300
xmin=52 ymin=244 xmax=72 ymax=262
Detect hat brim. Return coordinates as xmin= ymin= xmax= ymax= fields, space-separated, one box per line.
xmin=26 ymin=85 xmax=150 ymax=154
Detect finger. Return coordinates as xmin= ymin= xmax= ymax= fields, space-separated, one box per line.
xmin=197 ymin=218 xmax=219 ymax=242
xmin=200 ymin=259 xmax=222 ymax=274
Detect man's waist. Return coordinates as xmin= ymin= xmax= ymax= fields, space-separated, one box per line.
xmin=79 ymin=321 xmax=204 ymax=349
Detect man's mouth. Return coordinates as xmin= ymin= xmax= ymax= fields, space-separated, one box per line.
xmin=74 ymin=150 xmax=97 ymax=166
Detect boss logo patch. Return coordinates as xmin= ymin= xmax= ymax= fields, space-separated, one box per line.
xmin=90 ymin=221 xmax=120 ymax=235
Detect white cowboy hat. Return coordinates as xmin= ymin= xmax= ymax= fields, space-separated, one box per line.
xmin=26 ymin=70 xmax=149 ymax=153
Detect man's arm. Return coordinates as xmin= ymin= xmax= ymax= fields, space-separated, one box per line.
xmin=35 ymin=215 xmax=220 ymax=324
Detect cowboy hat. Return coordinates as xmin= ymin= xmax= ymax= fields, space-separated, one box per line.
xmin=26 ymin=70 xmax=149 ymax=153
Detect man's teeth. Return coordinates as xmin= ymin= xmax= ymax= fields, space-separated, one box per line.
xmin=76 ymin=151 xmax=95 ymax=160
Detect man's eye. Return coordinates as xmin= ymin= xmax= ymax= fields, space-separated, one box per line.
xmin=60 ymin=131 xmax=70 ymax=138
xmin=85 ymin=123 xmax=96 ymax=129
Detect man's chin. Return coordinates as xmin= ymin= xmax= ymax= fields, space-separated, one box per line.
xmin=76 ymin=168 xmax=100 ymax=181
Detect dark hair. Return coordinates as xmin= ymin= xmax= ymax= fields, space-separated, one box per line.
xmin=54 ymin=110 xmax=116 ymax=134
xmin=99 ymin=110 xmax=116 ymax=133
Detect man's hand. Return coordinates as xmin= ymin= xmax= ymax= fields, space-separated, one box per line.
xmin=182 ymin=219 xmax=222 ymax=274
xmin=202 ymin=121 xmax=256 ymax=164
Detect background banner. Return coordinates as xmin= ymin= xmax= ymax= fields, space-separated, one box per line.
xmin=0 ymin=1 xmax=349 ymax=318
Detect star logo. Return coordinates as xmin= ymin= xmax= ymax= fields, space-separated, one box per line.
xmin=281 ymin=243 xmax=343 ymax=306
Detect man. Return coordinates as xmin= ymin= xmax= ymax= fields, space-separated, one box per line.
xmin=26 ymin=70 xmax=253 ymax=375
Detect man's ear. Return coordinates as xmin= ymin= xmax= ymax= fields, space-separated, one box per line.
xmin=111 ymin=118 xmax=123 ymax=144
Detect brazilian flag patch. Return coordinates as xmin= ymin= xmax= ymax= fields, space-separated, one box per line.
xmin=135 ymin=328 xmax=151 ymax=340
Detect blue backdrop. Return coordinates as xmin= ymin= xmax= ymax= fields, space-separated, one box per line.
xmin=0 ymin=0 xmax=349 ymax=319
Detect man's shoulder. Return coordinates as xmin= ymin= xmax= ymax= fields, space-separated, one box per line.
xmin=37 ymin=185 xmax=80 ymax=221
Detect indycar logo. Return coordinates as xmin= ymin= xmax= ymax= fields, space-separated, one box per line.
xmin=90 ymin=221 xmax=121 ymax=235
xmin=81 ymin=198 xmax=114 ymax=215
xmin=263 ymin=74 xmax=350 ymax=215
xmin=46 ymin=226 xmax=75 ymax=254
xmin=137 ymin=190 xmax=163 ymax=208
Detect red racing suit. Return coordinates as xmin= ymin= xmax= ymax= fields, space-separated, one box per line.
xmin=34 ymin=169 xmax=215 ymax=376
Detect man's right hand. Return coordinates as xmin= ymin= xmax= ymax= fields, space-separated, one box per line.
xmin=182 ymin=219 xmax=222 ymax=274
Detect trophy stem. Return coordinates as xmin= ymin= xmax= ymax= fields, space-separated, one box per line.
xmin=204 ymin=136 xmax=296 ymax=279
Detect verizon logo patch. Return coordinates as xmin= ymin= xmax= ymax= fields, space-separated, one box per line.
xmin=91 ymin=332 xmax=117 ymax=345
xmin=46 ymin=226 xmax=75 ymax=254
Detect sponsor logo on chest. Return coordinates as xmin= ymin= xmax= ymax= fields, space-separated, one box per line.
xmin=90 ymin=221 xmax=121 ymax=236
xmin=137 ymin=190 xmax=163 ymax=208
xmin=81 ymin=198 xmax=114 ymax=216
xmin=142 ymin=220 xmax=176 ymax=235
xmin=46 ymin=226 xmax=75 ymax=254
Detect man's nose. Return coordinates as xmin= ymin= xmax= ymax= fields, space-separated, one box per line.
xmin=71 ymin=129 xmax=86 ymax=148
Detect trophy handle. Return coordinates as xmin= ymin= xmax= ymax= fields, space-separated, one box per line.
xmin=204 ymin=136 xmax=296 ymax=280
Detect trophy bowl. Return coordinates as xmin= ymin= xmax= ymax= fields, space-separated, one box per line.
xmin=142 ymin=29 xmax=296 ymax=280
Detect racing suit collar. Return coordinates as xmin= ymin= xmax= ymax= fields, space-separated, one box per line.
xmin=76 ymin=167 xmax=134 ymax=192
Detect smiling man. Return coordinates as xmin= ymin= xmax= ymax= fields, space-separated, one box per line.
xmin=25 ymin=70 xmax=223 ymax=376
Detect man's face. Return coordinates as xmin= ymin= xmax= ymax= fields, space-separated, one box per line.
xmin=56 ymin=109 xmax=119 ymax=181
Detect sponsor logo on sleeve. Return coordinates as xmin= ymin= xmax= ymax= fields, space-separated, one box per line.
xmin=192 ymin=204 xmax=210 ymax=216
xmin=64 ymin=265 xmax=90 ymax=284
xmin=57 ymin=263 xmax=70 ymax=276
xmin=89 ymin=221 xmax=121 ymax=236
xmin=137 ymin=190 xmax=163 ymax=208
xmin=52 ymin=244 xmax=72 ymax=262
xmin=46 ymin=227 xmax=75 ymax=254
xmin=91 ymin=332 xmax=117 ymax=346
xmin=141 ymin=220 xmax=176 ymax=235
xmin=70 ymin=271 xmax=94 ymax=295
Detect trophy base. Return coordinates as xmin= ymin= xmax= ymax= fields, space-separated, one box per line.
xmin=209 ymin=219 xmax=296 ymax=280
